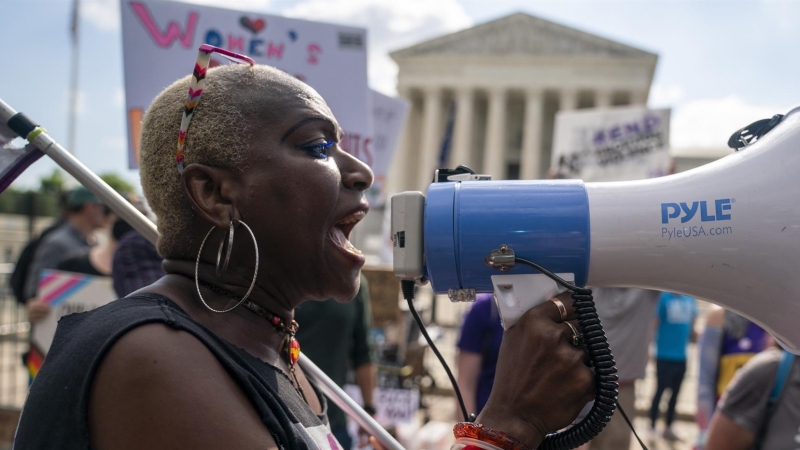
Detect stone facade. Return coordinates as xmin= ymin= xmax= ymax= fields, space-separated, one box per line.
xmin=388 ymin=13 xmax=658 ymax=193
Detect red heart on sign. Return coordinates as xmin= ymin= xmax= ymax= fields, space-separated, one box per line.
xmin=239 ymin=17 xmax=266 ymax=34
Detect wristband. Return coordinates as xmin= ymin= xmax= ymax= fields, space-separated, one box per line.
xmin=451 ymin=437 xmax=504 ymax=450
xmin=363 ymin=404 xmax=377 ymax=416
xmin=452 ymin=422 xmax=533 ymax=450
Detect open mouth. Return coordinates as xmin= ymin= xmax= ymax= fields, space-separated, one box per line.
xmin=329 ymin=210 xmax=366 ymax=257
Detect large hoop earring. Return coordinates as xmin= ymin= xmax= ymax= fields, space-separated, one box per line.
xmin=195 ymin=220 xmax=259 ymax=313
xmin=216 ymin=220 xmax=234 ymax=276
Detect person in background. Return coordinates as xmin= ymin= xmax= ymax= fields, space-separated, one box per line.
xmin=456 ymin=293 xmax=503 ymax=417
xmin=582 ymin=288 xmax=661 ymax=450
xmin=112 ymin=229 xmax=165 ymax=297
xmin=24 ymin=187 xmax=106 ymax=322
xmin=293 ymin=274 xmax=376 ymax=450
xmin=9 ymin=192 xmax=68 ymax=305
xmin=694 ymin=306 xmax=770 ymax=449
xmin=648 ymin=292 xmax=697 ymax=441
xmin=705 ymin=345 xmax=797 ymax=450
xmin=58 ymin=216 xmax=132 ymax=277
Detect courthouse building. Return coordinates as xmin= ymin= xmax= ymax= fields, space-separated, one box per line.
xmin=387 ymin=13 xmax=659 ymax=193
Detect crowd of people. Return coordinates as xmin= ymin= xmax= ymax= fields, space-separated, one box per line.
xmin=5 ymin=53 xmax=796 ymax=450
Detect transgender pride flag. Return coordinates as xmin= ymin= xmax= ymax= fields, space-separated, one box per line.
xmin=27 ymin=270 xmax=95 ymax=379
xmin=37 ymin=270 xmax=93 ymax=308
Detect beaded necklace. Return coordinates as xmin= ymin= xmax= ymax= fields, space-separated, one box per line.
xmin=195 ymin=280 xmax=306 ymax=400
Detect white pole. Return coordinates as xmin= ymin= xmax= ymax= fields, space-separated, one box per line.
xmin=301 ymin=355 xmax=404 ymax=450
xmin=0 ymin=97 xmax=405 ymax=450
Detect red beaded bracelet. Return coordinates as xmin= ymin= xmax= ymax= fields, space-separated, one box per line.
xmin=453 ymin=422 xmax=533 ymax=450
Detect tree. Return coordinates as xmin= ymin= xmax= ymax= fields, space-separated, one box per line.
xmin=39 ymin=169 xmax=65 ymax=194
xmin=99 ymin=173 xmax=135 ymax=195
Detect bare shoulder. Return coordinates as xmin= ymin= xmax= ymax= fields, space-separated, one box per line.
xmin=89 ymin=323 xmax=277 ymax=450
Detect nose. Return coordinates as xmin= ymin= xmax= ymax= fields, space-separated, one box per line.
xmin=337 ymin=148 xmax=374 ymax=192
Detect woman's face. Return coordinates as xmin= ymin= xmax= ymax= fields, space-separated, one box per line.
xmin=233 ymin=86 xmax=373 ymax=304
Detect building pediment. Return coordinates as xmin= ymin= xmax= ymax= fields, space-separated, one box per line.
xmin=391 ymin=12 xmax=657 ymax=62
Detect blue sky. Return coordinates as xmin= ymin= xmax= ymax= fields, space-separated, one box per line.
xmin=1 ymin=0 xmax=798 ymax=190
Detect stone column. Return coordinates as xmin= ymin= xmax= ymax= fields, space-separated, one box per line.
xmin=449 ymin=88 xmax=474 ymax=170
xmin=520 ymin=89 xmax=543 ymax=179
xmin=482 ymin=88 xmax=507 ymax=179
xmin=631 ymin=90 xmax=648 ymax=106
xmin=595 ymin=89 xmax=613 ymax=109
xmin=560 ymin=89 xmax=579 ymax=111
xmin=417 ymin=87 xmax=443 ymax=189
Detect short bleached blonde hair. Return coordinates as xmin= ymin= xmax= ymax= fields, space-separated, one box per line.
xmin=139 ymin=64 xmax=309 ymax=258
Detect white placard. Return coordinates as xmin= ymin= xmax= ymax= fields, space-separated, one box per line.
xmin=121 ymin=0 xmax=368 ymax=169
xmin=344 ymin=384 xmax=420 ymax=424
xmin=366 ymin=90 xmax=410 ymax=207
xmin=551 ymin=106 xmax=671 ymax=181
xmin=32 ymin=270 xmax=117 ymax=354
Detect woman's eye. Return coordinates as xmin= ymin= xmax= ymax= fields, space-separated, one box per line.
xmin=301 ymin=140 xmax=334 ymax=159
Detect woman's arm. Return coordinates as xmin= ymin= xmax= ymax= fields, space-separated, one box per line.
xmin=89 ymin=323 xmax=278 ymax=450
xmin=456 ymin=350 xmax=482 ymax=417
xmin=705 ymin=412 xmax=755 ymax=450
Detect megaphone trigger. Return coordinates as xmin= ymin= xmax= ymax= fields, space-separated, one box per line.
xmin=490 ymin=273 xmax=573 ymax=330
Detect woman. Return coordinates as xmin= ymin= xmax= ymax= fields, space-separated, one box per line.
xmin=14 ymin=46 xmax=593 ymax=450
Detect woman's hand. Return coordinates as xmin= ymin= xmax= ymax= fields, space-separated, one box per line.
xmin=476 ymin=293 xmax=595 ymax=448
xmin=26 ymin=298 xmax=52 ymax=323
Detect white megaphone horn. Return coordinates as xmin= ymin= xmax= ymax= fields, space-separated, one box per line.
xmin=392 ymin=105 xmax=800 ymax=354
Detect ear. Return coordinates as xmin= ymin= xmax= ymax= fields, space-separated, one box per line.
xmin=180 ymin=164 xmax=241 ymax=228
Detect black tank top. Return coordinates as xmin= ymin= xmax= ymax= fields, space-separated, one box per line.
xmin=13 ymin=294 xmax=341 ymax=450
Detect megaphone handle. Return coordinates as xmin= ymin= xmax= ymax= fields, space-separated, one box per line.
xmin=494 ymin=258 xmax=621 ymax=450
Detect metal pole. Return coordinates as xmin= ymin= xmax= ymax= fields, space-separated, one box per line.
xmin=301 ymin=355 xmax=404 ymax=450
xmin=0 ymin=99 xmax=157 ymax=244
xmin=0 ymin=97 xmax=405 ymax=450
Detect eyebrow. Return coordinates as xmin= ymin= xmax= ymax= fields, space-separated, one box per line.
xmin=280 ymin=116 xmax=341 ymax=143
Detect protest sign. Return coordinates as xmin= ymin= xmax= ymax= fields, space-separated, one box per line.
xmin=366 ymin=90 xmax=410 ymax=207
xmin=27 ymin=270 xmax=116 ymax=378
xmin=551 ymin=106 xmax=671 ymax=181
xmin=121 ymin=0 xmax=368 ymax=169
xmin=344 ymin=385 xmax=420 ymax=424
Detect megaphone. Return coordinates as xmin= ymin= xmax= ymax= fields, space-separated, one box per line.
xmin=392 ymin=106 xmax=800 ymax=354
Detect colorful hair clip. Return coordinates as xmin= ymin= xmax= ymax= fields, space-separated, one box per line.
xmin=177 ymin=44 xmax=255 ymax=173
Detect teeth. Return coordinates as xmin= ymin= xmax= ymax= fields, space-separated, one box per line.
xmin=344 ymin=239 xmax=363 ymax=255
xmin=338 ymin=210 xmax=366 ymax=225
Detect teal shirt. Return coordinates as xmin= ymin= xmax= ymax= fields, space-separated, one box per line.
xmin=654 ymin=292 xmax=697 ymax=361
xmin=294 ymin=275 xmax=373 ymax=430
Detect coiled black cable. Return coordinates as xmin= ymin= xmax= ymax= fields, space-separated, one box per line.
xmin=402 ymin=256 xmax=649 ymax=449
xmin=512 ymin=258 xmax=617 ymax=449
